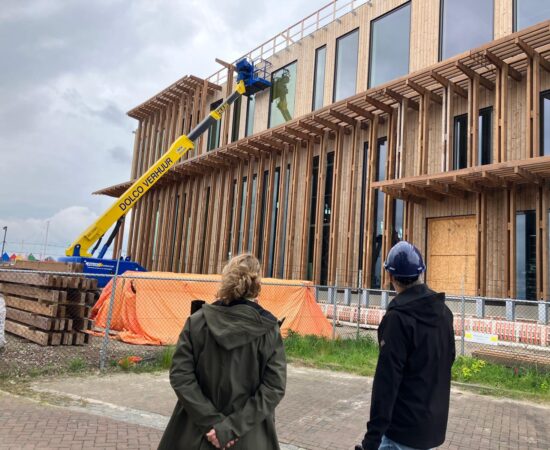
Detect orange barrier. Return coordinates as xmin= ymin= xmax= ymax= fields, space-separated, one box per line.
xmin=91 ymin=272 xmax=333 ymax=345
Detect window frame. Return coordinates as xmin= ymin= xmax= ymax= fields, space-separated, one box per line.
xmin=268 ymin=60 xmax=298 ymax=129
xmin=438 ymin=0 xmax=495 ymax=61
xmin=540 ymin=89 xmax=550 ymax=157
xmin=333 ymin=28 xmax=360 ymax=103
xmin=368 ymin=1 xmax=412 ymax=88
xmin=312 ymin=45 xmax=327 ymax=111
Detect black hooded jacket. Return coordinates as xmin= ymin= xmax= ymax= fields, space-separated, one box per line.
xmin=362 ymin=284 xmax=455 ymax=450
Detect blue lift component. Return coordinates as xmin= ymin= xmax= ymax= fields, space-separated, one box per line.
xmin=61 ymin=58 xmax=272 ymax=286
xmin=235 ymin=58 xmax=272 ymax=96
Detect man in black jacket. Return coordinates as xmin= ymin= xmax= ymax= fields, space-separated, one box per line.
xmin=356 ymin=241 xmax=455 ymax=450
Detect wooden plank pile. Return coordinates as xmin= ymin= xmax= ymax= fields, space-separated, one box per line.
xmin=0 ymin=262 xmax=100 ymax=346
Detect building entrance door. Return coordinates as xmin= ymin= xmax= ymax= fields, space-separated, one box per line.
xmin=426 ymin=215 xmax=476 ymax=296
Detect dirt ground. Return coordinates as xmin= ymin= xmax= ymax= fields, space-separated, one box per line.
xmin=0 ymin=333 xmax=164 ymax=377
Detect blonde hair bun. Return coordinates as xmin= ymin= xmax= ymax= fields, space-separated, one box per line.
xmin=217 ymin=254 xmax=262 ymax=304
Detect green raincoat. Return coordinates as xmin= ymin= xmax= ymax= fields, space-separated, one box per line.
xmin=158 ymin=300 xmax=287 ymax=450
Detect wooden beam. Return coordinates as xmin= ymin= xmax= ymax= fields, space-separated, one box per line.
xmin=246 ymin=140 xmax=274 ymax=155
xmin=313 ymin=115 xmax=342 ymax=132
xmin=514 ymin=165 xmax=542 ymax=184
xmin=345 ymin=102 xmax=375 ymax=120
xmin=456 ymin=61 xmax=495 ymax=90
xmin=483 ymin=50 xmax=522 ymax=81
xmin=406 ymin=80 xmax=442 ymax=105
xmin=481 ymin=171 xmax=505 ymax=187
xmin=364 ymin=95 xmax=394 ymax=114
xmin=328 ymin=109 xmax=357 ymax=126
xmin=430 ymin=71 xmax=468 ymax=98
xmin=451 ymin=175 xmax=482 ymax=193
xmin=260 ymin=136 xmax=284 ymax=152
xmin=283 ymin=126 xmax=318 ymax=143
xmin=515 ymin=37 xmax=550 ymax=73
xmin=270 ymin=130 xmax=300 ymax=146
xmin=382 ymin=89 xmax=420 ymax=111
xmin=297 ymin=121 xmax=325 ymax=136
xmin=425 ymin=179 xmax=466 ymax=199
xmin=405 ymin=184 xmax=445 ymax=202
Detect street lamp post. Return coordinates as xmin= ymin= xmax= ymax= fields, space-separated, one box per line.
xmin=1 ymin=226 xmax=6 ymax=256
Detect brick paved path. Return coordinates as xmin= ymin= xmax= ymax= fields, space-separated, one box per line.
xmin=2 ymin=365 xmax=550 ymax=449
xmin=0 ymin=392 xmax=162 ymax=450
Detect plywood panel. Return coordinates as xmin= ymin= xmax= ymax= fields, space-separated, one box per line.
xmin=426 ymin=215 xmax=477 ymax=295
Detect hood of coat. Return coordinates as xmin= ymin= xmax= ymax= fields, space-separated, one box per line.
xmin=202 ymin=302 xmax=278 ymax=350
xmin=388 ymin=283 xmax=447 ymax=327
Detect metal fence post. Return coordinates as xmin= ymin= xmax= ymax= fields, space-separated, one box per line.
xmin=344 ymin=288 xmax=351 ymax=306
xmin=362 ymin=289 xmax=369 ymax=308
xmin=505 ymin=299 xmax=515 ymax=321
xmin=461 ymin=276 xmax=465 ymax=356
xmin=381 ymin=291 xmax=389 ymax=309
xmin=330 ymin=286 xmax=336 ymax=340
xmin=476 ymin=297 xmax=485 ymax=318
xmin=99 ymin=254 xmax=122 ymax=370
xmin=539 ymin=302 xmax=549 ymax=325
xmin=356 ymin=289 xmax=361 ymax=340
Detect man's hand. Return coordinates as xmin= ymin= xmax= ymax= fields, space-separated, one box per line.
xmin=206 ymin=429 xmax=238 ymax=449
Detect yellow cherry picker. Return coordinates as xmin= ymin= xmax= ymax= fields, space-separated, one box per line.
xmin=60 ymin=59 xmax=272 ymax=286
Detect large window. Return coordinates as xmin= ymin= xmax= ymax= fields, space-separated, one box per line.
xmin=247 ymin=174 xmax=257 ymax=251
xmin=237 ymin=176 xmax=247 ymax=253
xmin=516 ymin=210 xmax=537 ymax=300
xmin=540 ymin=90 xmax=550 ymax=156
xmin=267 ymin=168 xmax=281 ymax=277
xmin=269 ymin=62 xmax=297 ymax=128
xmin=312 ymin=45 xmax=327 ymax=111
xmin=307 ymin=156 xmax=320 ymax=280
xmin=371 ymin=138 xmax=387 ymax=289
xmin=278 ymin=164 xmax=291 ymax=278
xmin=207 ymin=99 xmax=222 ymax=151
xmin=454 ymin=109 xmax=493 ymax=169
xmin=320 ymin=152 xmax=335 ymax=285
xmin=245 ymin=95 xmax=255 ymax=137
xmin=479 ymin=107 xmax=493 ymax=165
xmin=369 ymin=3 xmax=411 ymax=88
xmin=440 ymin=0 xmax=494 ymax=60
xmin=333 ymin=29 xmax=359 ymax=102
xmin=358 ymin=142 xmax=369 ymax=277
xmin=231 ymin=96 xmax=241 ymax=143
xmin=257 ymin=170 xmax=269 ymax=260
xmin=514 ymin=0 xmax=550 ymax=31
xmin=392 ymin=199 xmax=404 ymax=246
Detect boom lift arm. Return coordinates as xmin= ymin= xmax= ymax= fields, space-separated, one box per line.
xmin=65 ymin=58 xmax=271 ymax=259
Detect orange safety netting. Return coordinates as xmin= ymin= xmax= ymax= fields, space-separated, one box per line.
xmin=90 ymin=272 xmax=333 ymax=345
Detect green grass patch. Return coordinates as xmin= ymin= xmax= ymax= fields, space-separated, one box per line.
xmin=67 ymin=357 xmax=87 ymax=373
xmin=284 ymin=333 xmax=550 ymax=402
xmin=284 ymin=332 xmax=379 ymax=376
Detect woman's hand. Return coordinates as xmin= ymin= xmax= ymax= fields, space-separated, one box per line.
xmin=206 ymin=429 xmax=238 ymax=449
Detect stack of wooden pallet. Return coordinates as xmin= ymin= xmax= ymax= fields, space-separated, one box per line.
xmin=0 ymin=261 xmax=100 ymax=346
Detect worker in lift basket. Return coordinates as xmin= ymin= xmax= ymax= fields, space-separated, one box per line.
xmin=355 ymin=241 xmax=455 ymax=450
xmin=158 ymin=254 xmax=287 ymax=450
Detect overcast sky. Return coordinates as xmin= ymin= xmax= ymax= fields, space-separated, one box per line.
xmin=0 ymin=0 xmax=322 ymax=258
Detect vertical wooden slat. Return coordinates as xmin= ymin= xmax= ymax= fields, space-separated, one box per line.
xmin=543 ymin=181 xmax=549 ymax=300
xmin=202 ymin=174 xmax=216 ymax=273
xmin=212 ymin=170 xmax=227 ymax=272
xmin=285 ymin=146 xmax=300 ymax=279
xmin=251 ymin=156 xmax=265 ymax=258
xmin=231 ymin=162 xmax=245 ymax=258
xmin=365 ymin=116 xmax=379 ymax=287
xmin=329 ymin=132 xmax=343 ymax=285
xmin=313 ymin=134 xmax=328 ymax=284
xmin=536 ymin=185 xmax=543 ymax=299
xmin=273 ymin=147 xmax=289 ymax=276
xmin=221 ymin=169 xmax=236 ymax=264
xmin=476 ymin=192 xmax=488 ymax=296
xmin=242 ymin=158 xmax=255 ymax=253
xmin=468 ymin=76 xmax=480 ymax=167
xmin=299 ymin=143 xmax=314 ymax=279
xmin=262 ymin=156 xmax=278 ymax=272
xmin=344 ymin=124 xmax=359 ymax=286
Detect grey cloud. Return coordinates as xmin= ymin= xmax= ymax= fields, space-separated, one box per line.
xmin=108 ymin=145 xmax=131 ymax=164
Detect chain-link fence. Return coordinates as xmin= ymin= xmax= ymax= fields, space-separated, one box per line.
xmin=0 ymin=267 xmax=549 ymax=375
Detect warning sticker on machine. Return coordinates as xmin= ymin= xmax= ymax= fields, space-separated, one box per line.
xmin=464 ymin=331 xmax=499 ymax=345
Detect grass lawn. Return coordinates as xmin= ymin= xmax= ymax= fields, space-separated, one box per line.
xmin=284 ymin=332 xmax=550 ymax=402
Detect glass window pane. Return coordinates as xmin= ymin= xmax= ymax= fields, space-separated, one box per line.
xmin=267 ymin=168 xmax=281 ymax=277
xmin=237 ymin=177 xmax=247 ymax=253
xmin=307 ymin=156 xmax=320 ymax=280
xmin=453 ymin=114 xmax=468 ymax=169
xmin=515 ymin=0 xmax=550 ymax=31
xmin=358 ymin=142 xmax=369 ymax=273
xmin=441 ymin=0 xmax=493 ymax=60
xmin=278 ymin=164 xmax=291 ymax=278
xmin=207 ymin=99 xmax=222 ymax=151
xmin=245 ymin=95 xmax=255 ymax=137
xmin=478 ymin=107 xmax=493 ymax=165
xmin=369 ymin=3 xmax=411 ymax=88
xmin=313 ymin=46 xmax=327 ymax=110
xmin=333 ymin=29 xmax=359 ymax=102
xmin=269 ymin=62 xmax=297 ymax=128
xmin=376 ymin=138 xmax=387 ymax=181
xmin=231 ymin=96 xmax=241 ymax=143
xmin=371 ymin=190 xmax=385 ymax=289
xmin=247 ymin=174 xmax=257 ymax=251
xmin=541 ymin=91 xmax=550 ymax=156
xmin=516 ymin=211 xmax=537 ymax=300
xmin=258 ymin=171 xmax=269 ymax=259
xmin=321 ymin=152 xmax=335 ymax=285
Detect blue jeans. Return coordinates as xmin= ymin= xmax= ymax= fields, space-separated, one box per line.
xmin=379 ymin=435 xmax=433 ymax=450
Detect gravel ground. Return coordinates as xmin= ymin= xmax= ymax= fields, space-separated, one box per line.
xmin=0 ymin=333 xmax=165 ymax=377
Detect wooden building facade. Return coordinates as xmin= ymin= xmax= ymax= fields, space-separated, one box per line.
xmin=100 ymin=0 xmax=550 ymax=299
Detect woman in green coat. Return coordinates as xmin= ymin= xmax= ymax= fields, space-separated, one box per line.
xmin=158 ymin=254 xmax=287 ymax=450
